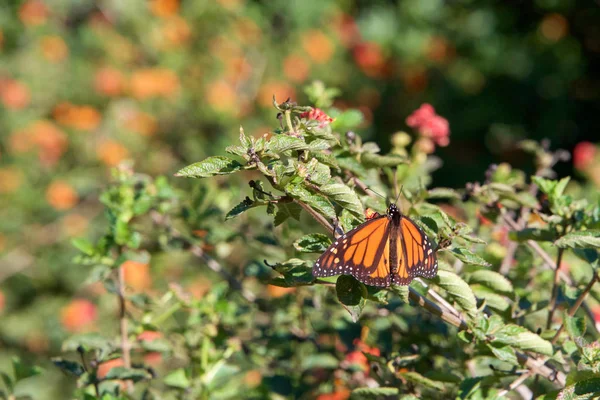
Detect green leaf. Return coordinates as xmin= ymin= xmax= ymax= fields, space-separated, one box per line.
xmin=72 ymin=238 xmax=95 ymax=256
xmin=350 ymin=387 xmax=399 ymax=399
xmin=319 ymin=183 xmax=364 ymax=219
xmin=493 ymin=324 xmax=553 ymax=356
xmin=176 ymin=156 xmax=243 ymax=178
xmin=427 ymin=188 xmax=461 ymax=200
xmin=450 ymin=248 xmax=491 ymax=267
xmin=274 ymin=201 xmax=302 ymax=226
xmin=285 ymin=184 xmax=336 ymax=219
xmin=52 ymin=358 xmax=85 ymax=377
xmin=336 ymin=275 xmax=367 ymax=322
xmin=330 ymin=109 xmax=364 ymax=131
xmin=555 ymin=231 xmax=600 ymax=249
xmin=486 ymin=343 xmax=518 ymax=365
xmin=564 ymin=314 xmax=586 ymax=339
xmin=164 ymin=368 xmax=190 ymax=389
xmin=12 ymin=358 xmax=43 ymax=381
xmin=468 ymin=270 xmax=513 ymax=295
xmin=267 ymin=135 xmax=308 ymax=153
xmin=361 ymin=152 xmax=407 ymax=168
xmin=400 ymin=371 xmax=445 ymax=391
xmin=471 ymin=286 xmax=510 ymax=311
xmin=103 ymin=367 xmax=151 ymax=382
xmin=293 ymin=234 xmax=331 ymax=253
xmin=391 ymin=285 xmax=410 ymax=304
xmin=1 ymin=372 xmax=13 ymax=393
xmin=300 ymin=354 xmax=339 ymax=370
xmin=558 ymin=377 xmax=600 ymax=400
xmin=435 ymin=270 xmax=478 ymax=319
xmin=225 ymin=198 xmax=254 ymax=220
xmin=307 ymin=139 xmax=331 ymax=151
xmin=509 ymin=228 xmax=555 ymax=242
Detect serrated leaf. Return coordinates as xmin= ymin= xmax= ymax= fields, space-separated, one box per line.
xmin=427 ymin=188 xmax=461 ymax=199
xmin=319 ymin=183 xmax=364 ymax=218
xmin=450 ymin=248 xmax=491 ymax=267
xmin=350 ymin=387 xmax=399 ymax=399
xmin=164 ymin=368 xmax=190 ymax=389
xmin=225 ymin=198 xmax=254 ymax=220
xmin=307 ymin=139 xmax=331 ymax=151
xmin=555 ymin=231 xmax=600 ymax=249
xmin=176 ymin=156 xmax=243 ymax=178
xmin=468 ymin=270 xmax=513 ymax=295
xmin=294 ymin=234 xmax=331 ymax=253
xmin=400 ymin=371 xmax=445 ymax=391
xmin=493 ymin=324 xmax=553 ymax=356
xmin=285 ymin=184 xmax=336 ymax=219
xmin=558 ymin=377 xmax=600 ymax=400
xmin=267 ymin=135 xmax=308 ymax=153
xmin=435 ymin=270 xmax=478 ymax=319
xmin=471 ymin=286 xmax=510 ymax=311
xmin=361 ymin=153 xmax=407 ymax=168
xmin=225 ymin=144 xmax=246 ymax=157
xmin=312 ymin=151 xmax=339 ymax=169
xmin=274 ymin=201 xmax=302 ymax=226
xmin=486 ymin=343 xmax=518 ymax=365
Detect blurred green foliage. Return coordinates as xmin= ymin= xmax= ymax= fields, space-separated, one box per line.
xmin=1 ymin=0 xmax=600 ymax=399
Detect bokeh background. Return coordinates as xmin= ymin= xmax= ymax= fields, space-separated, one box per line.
xmin=0 ymin=0 xmax=599 ymax=398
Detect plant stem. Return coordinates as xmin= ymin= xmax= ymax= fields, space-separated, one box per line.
xmin=547 ymin=248 xmax=565 ymax=329
xmin=117 ymin=262 xmax=133 ymax=392
xmin=294 ymin=200 xmax=334 ymax=233
xmin=497 ymin=371 xmax=534 ymax=398
xmin=551 ymin=270 xmax=599 ymax=343
xmin=284 ymin=110 xmax=295 ymax=134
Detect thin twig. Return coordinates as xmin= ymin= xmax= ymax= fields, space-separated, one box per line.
xmin=551 ymin=270 xmax=599 ymax=343
xmin=497 ymin=371 xmax=534 ymax=398
xmin=150 ymin=211 xmax=256 ymax=302
xmin=117 ymin=261 xmax=133 ymax=392
xmin=294 ymin=200 xmax=334 ymax=233
xmin=547 ymin=248 xmax=565 ymax=329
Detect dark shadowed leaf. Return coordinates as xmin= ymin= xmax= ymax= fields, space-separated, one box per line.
xmin=564 ymin=314 xmax=586 ymax=339
xmin=225 ymin=198 xmax=255 ymax=220
xmin=285 ymin=184 xmax=336 ymax=219
xmin=52 ymin=358 xmax=85 ymax=377
xmin=274 ymin=201 xmax=302 ymax=226
xmin=486 ymin=343 xmax=518 ymax=365
xmin=176 ymin=156 xmax=243 ymax=178
xmin=400 ymin=371 xmax=445 ymax=391
xmin=103 ymin=367 xmax=151 ymax=382
xmin=336 ymin=275 xmax=367 ymax=322
xmin=558 ymin=377 xmax=600 ymax=400
xmin=509 ymin=228 xmax=555 ymax=242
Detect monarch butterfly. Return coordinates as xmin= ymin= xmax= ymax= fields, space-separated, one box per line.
xmin=313 ymin=204 xmax=438 ymax=287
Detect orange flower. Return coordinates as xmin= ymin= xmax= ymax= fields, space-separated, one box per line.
xmin=258 ymin=82 xmax=296 ymax=108
xmin=426 ymin=36 xmax=455 ymax=64
xmin=94 ymin=67 xmax=125 ymax=97
xmin=302 ymin=30 xmax=334 ymax=64
xmin=138 ymin=331 xmax=163 ymax=342
xmin=19 ymin=0 xmax=48 ymax=27
xmin=0 ymin=168 xmax=23 ymax=193
xmin=206 ymin=80 xmax=237 ymax=113
xmin=40 ymin=35 xmax=69 ymax=62
xmin=0 ymin=80 xmax=30 ymax=110
xmin=187 ymin=279 xmax=212 ymax=299
xmin=124 ymin=111 xmax=158 ymax=136
xmin=225 ymin=56 xmax=253 ymax=83
xmin=97 ymin=140 xmax=129 ymax=166
xmin=159 ymin=16 xmax=191 ymax=49
xmin=53 ymin=102 xmax=101 ymax=131
xmin=122 ymin=260 xmax=152 ymax=291
xmin=283 ymin=54 xmax=310 ymax=83
xmin=130 ymin=68 xmax=180 ymax=99
xmin=353 ymin=42 xmax=386 ymax=78
xmin=233 ymin=17 xmax=262 ymax=45
xmin=60 ymin=299 xmax=97 ymax=332
xmin=149 ymin=0 xmax=179 ymax=17
xmin=266 ymin=284 xmax=296 ymax=298
xmin=97 ymin=358 xmax=124 ymax=379
xmin=333 ymin=14 xmax=360 ymax=48
xmin=62 ymin=213 xmax=89 ymax=237
xmin=0 ymin=290 xmax=5 ymax=313
xmin=46 ymin=180 xmax=78 ymax=210
xmin=30 ymin=120 xmax=68 ymax=166
xmin=243 ymin=370 xmax=262 ymax=388
xmin=316 ymin=389 xmax=351 ymax=400
xmin=540 ymin=13 xmax=568 ymax=42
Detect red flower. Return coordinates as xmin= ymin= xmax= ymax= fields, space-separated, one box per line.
xmin=300 ymin=108 xmax=334 ymax=127
xmin=573 ymin=141 xmax=596 ymax=170
xmin=406 ymin=103 xmax=450 ymax=147
xmin=343 ymin=339 xmax=380 ymax=372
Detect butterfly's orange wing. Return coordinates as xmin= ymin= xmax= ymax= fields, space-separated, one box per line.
xmin=392 ymin=216 xmax=438 ymax=285
xmin=313 ymin=217 xmax=392 ymax=287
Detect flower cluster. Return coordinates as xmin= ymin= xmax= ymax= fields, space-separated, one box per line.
xmin=406 ymin=103 xmax=450 ymax=147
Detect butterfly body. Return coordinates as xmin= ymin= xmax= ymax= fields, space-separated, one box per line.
xmin=313 ymin=204 xmax=438 ymax=287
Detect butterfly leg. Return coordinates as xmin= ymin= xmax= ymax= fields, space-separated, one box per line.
xmin=332 ymin=216 xmax=344 ymax=239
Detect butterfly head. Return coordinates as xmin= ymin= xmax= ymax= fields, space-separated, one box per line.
xmin=387 ymin=203 xmax=401 ymax=223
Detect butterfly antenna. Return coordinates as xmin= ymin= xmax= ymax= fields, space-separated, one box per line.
xmin=394 ymin=185 xmax=404 ymax=205
xmin=365 ymin=187 xmax=386 ymax=200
